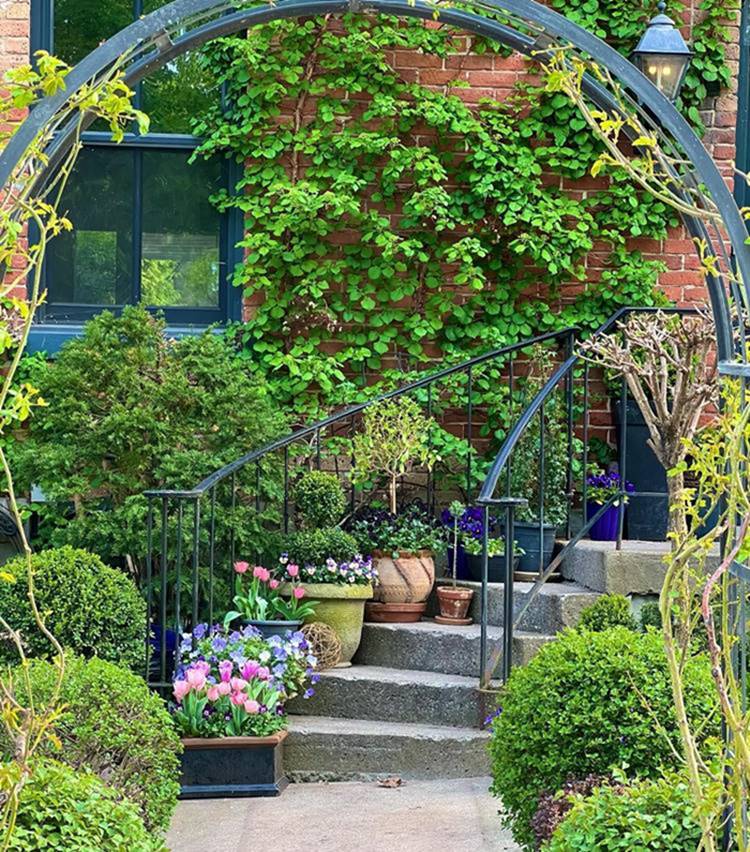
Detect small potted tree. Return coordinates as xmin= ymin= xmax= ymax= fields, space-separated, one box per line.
xmin=349 ymin=398 xmax=440 ymax=622
xmin=172 ymin=623 xmax=317 ymax=797
xmin=435 ymin=501 xmax=474 ymax=624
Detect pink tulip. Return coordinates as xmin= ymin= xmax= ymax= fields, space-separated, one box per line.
xmin=219 ymin=660 xmax=233 ymax=683
xmin=269 ymin=579 xmax=280 ymax=590
xmin=230 ymin=677 xmax=248 ymax=693
xmin=193 ymin=660 xmax=211 ymax=676
xmin=217 ymin=681 xmax=231 ymax=696
xmin=241 ymin=660 xmax=260 ymax=680
xmin=185 ymin=668 xmax=206 ymax=691
xmin=287 ymin=564 xmax=300 ymax=578
xmin=230 ymin=691 xmax=246 ymax=706
xmin=293 ymin=586 xmax=305 ymax=600
xmin=253 ymin=565 xmax=271 ymax=582
xmin=173 ymin=680 xmax=191 ymax=702
xmin=244 ymin=699 xmax=261 ymax=715
xmin=234 ymin=560 xmax=250 ymax=574
xmin=206 ymin=686 xmax=220 ymax=702
xmin=257 ymin=666 xmax=270 ymax=681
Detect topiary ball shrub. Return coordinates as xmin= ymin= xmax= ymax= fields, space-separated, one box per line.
xmin=544 ymin=775 xmax=702 ymax=851
xmin=284 ymin=527 xmax=360 ymax=567
xmin=1 ymin=655 xmax=181 ymax=834
xmin=639 ymin=600 xmax=663 ymax=632
xmin=1 ymin=759 xmax=165 ymax=851
xmin=293 ymin=470 xmax=346 ymax=529
xmin=0 ymin=547 xmax=145 ymax=670
xmin=577 ymin=594 xmax=638 ymax=632
xmin=489 ymin=627 xmax=717 ymax=849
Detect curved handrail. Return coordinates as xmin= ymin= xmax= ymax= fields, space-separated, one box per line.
xmin=475 ymin=305 xmax=699 ymax=687
xmin=144 ymin=326 xmax=575 ymax=498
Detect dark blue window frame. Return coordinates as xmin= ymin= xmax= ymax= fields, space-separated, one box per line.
xmin=29 ymin=0 xmax=242 ymax=349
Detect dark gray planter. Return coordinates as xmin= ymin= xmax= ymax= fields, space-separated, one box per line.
xmin=466 ymin=553 xmax=521 ymax=583
xmin=246 ymin=619 xmax=302 ymax=640
xmin=179 ymin=732 xmax=288 ymax=798
xmin=514 ymin=522 xmax=556 ymax=574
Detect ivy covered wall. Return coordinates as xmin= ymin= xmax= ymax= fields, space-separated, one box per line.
xmin=188 ymin=0 xmax=739 ymax=423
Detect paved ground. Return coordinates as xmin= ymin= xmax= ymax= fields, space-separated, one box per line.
xmin=167 ymin=777 xmax=520 ymax=852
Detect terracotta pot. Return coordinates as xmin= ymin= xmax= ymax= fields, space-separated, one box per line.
xmin=179 ymin=731 xmax=288 ymax=798
xmin=365 ymin=601 xmax=426 ymax=623
xmin=435 ymin=585 xmax=474 ymax=625
xmin=372 ymin=550 xmax=435 ymax=604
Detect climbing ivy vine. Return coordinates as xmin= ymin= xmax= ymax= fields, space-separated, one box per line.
xmin=192 ymin=4 xmax=730 ymax=420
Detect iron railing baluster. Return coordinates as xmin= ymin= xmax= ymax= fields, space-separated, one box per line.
xmin=145 ymin=498 xmax=154 ymax=680
xmin=192 ymin=498 xmax=201 ymax=629
xmin=538 ymin=402 xmax=545 ymax=578
xmin=466 ymin=366 xmax=473 ymax=502
xmin=174 ymin=501 xmax=183 ymax=649
xmin=159 ymin=496 xmax=169 ymax=687
xmin=209 ymin=485 xmax=216 ymax=625
xmin=565 ymin=332 xmax=574 ymax=539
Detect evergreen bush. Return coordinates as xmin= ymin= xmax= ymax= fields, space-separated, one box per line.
xmin=488 ymin=627 xmax=718 ymax=848
xmin=577 ymin=594 xmax=638 ymax=632
xmin=0 ymin=547 xmax=144 ymax=670
xmin=293 ymin=470 xmax=346 ymax=529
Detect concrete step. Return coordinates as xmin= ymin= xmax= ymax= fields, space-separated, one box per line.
xmin=355 ymin=620 xmax=551 ymax=677
xmin=560 ymin=539 xmax=719 ymax=594
xmin=288 ymin=665 xmax=497 ymax=728
xmin=285 ymin=715 xmax=491 ymax=781
xmin=430 ymin=578 xmax=601 ymax=633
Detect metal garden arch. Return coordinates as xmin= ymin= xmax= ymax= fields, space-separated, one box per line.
xmin=0 ymin=0 xmax=749 ymax=363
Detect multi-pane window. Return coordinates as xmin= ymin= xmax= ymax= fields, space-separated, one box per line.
xmin=32 ymin=0 xmax=237 ymax=325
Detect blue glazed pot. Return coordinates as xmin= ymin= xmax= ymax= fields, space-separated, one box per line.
xmin=246 ymin=619 xmax=302 ymax=640
xmin=586 ymin=501 xmax=622 ymax=541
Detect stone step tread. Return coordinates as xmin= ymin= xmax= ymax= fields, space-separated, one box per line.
xmin=317 ymin=664 xmax=494 ymax=688
xmin=363 ymin=621 xmax=555 ymax=642
xmin=288 ymin=714 xmax=490 ymax=742
xmin=440 ymin=578 xmax=600 ymax=597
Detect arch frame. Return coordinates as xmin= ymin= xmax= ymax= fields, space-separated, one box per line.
xmin=0 ymin=0 xmax=746 ymax=359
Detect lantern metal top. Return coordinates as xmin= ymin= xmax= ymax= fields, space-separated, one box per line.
xmin=632 ymin=2 xmax=692 ymax=60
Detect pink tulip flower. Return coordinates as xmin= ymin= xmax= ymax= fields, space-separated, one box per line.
xmin=193 ymin=660 xmax=211 ymax=676
xmin=230 ymin=677 xmax=248 ymax=693
xmin=287 ymin=564 xmax=300 ymax=578
xmin=173 ymin=680 xmax=191 ymax=702
xmin=230 ymin=691 xmax=246 ymax=706
xmin=244 ymin=699 xmax=261 ymax=715
xmin=269 ymin=579 xmax=280 ymax=590
xmin=219 ymin=660 xmax=233 ymax=683
xmin=253 ymin=565 xmax=271 ymax=582
xmin=234 ymin=560 xmax=250 ymax=574
xmin=185 ymin=668 xmax=206 ymax=691
xmin=206 ymin=686 xmax=220 ymax=702
xmin=257 ymin=666 xmax=271 ymax=681
xmin=293 ymin=586 xmax=306 ymax=600
xmin=217 ymin=681 xmax=232 ymax=697
xmin=241 ymin=660 xmax=260 ymax=680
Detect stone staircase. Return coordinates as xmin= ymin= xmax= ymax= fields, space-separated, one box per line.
xmin=284 ymin=567 xmax=604 ymax=781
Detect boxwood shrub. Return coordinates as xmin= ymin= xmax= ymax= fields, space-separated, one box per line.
xmin=1 ymin=759 xmax=165 ymax=851
xmin=577 ymin=594 xmax=638 ymax=632
xmin=283 ymin=527 xmax=360 ymax=567
xmin=293 ymin=470 xmax=346 ymax=529
xmin=0 ymin=547 xmax=145 ymax=670
xmin=544 ymin=775 xmax=702 ymax=851
xmin=489 ymin=627 xmax=718 ymax=849
xmin=0 ymin=655 xmax=181 ymax=834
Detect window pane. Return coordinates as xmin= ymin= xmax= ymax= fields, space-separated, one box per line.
xmin=47 ymin=147 xmax=135 ymax=307
xmin=142 ymin=54 xmax=220 ymax=135
xmin=53 ymin=0 xmax=133 ymax=66
xmin=141 ymin=151 xmax=222 ymax=308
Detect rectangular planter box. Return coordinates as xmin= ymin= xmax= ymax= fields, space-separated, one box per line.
xmin=179 ymin=731 xmax=288 ymax=799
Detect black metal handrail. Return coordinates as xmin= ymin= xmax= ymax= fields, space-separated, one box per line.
xmin=143 ymin=326 xmax=575 ymax=688
xmin=475 ymin=305 xmax=699 ymax=688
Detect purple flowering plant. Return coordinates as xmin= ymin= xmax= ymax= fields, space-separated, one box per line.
xmin=585 ymin=469 xmax=635 ymax=505
xmin=278 ymin=552 xmax=377 ymax=586
xmin=172 ymin=622 xmax=318 ymax=738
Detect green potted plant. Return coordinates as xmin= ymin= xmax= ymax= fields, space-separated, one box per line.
xmin=280 ymin=471 xmax=375 ymax=665
xmin=223 ymin=561 xmax=316 ymax=639
xmin=462 ymin=534 xmax=524 ymax=583
xmin=349 ymin=398 xmax=440 ymax=622
xmin=172 ymin=623 xmax=316 ymax=797
xmin=435 ymin=501 xmax=474 ymax=625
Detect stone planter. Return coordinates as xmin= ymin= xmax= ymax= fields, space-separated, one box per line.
xmin=286 ymin=582 xmax=373 ymax=665
xmin=179 ymin=732 xmax=288 ymax=798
